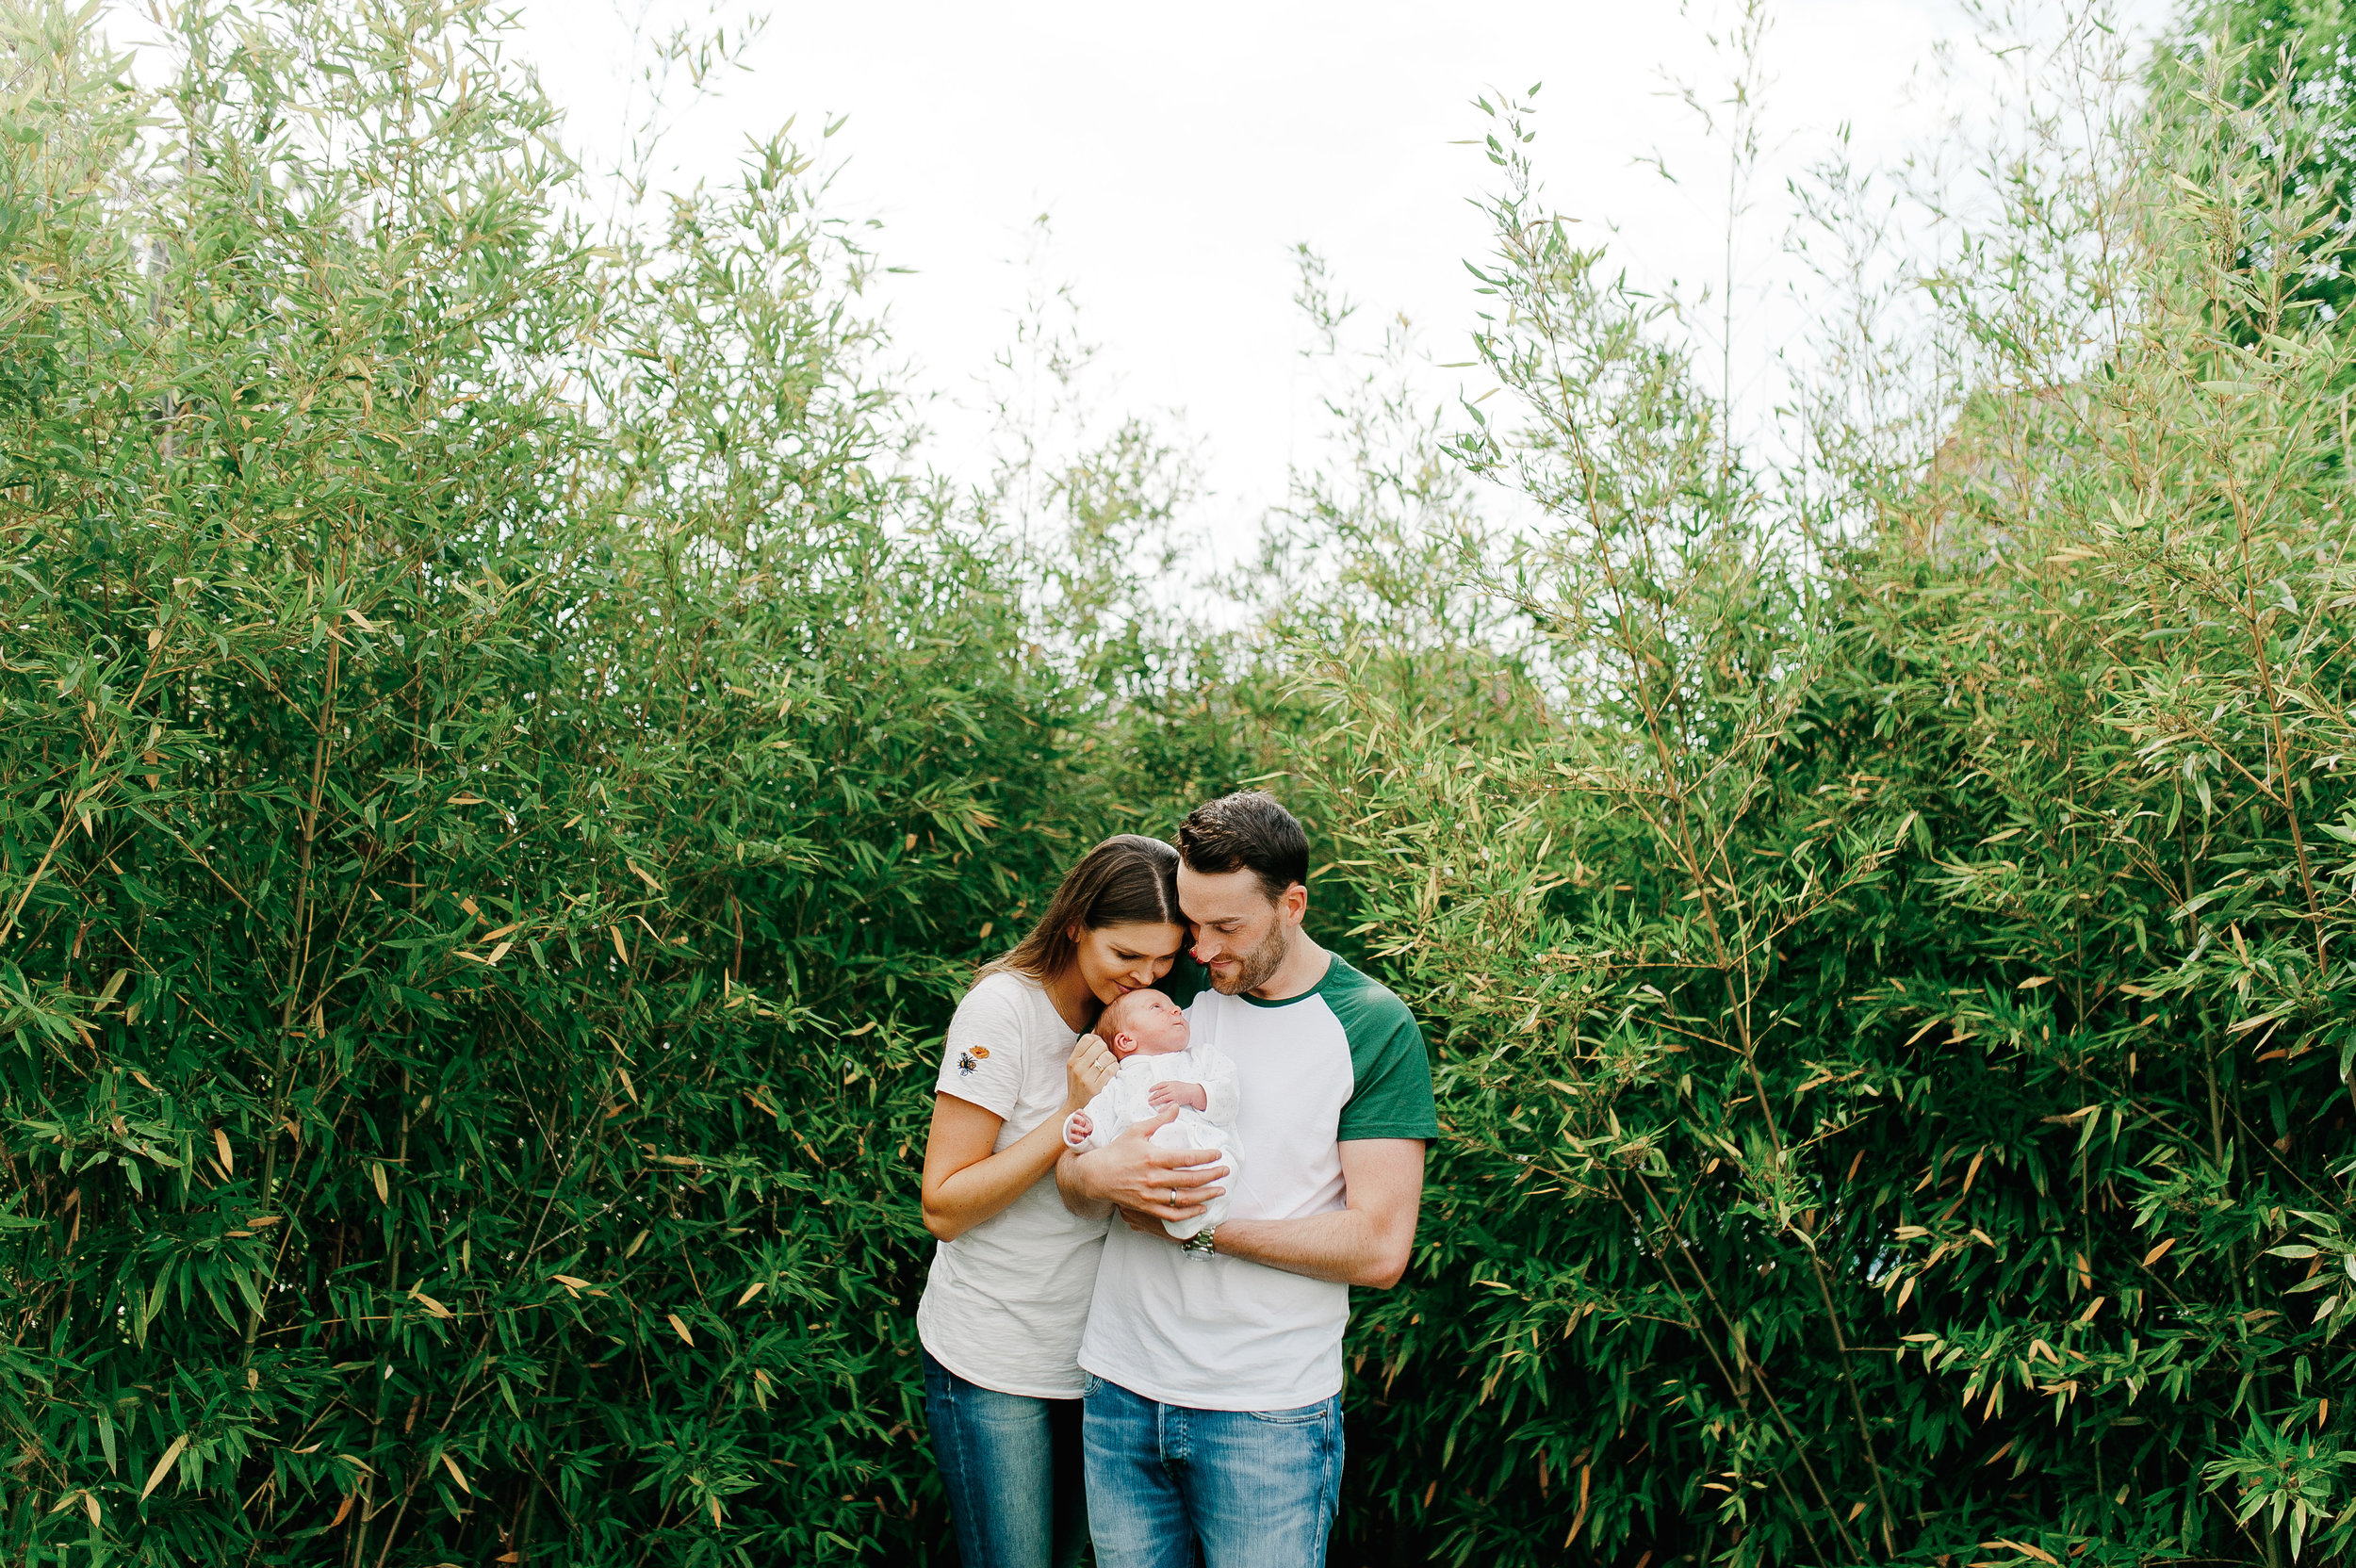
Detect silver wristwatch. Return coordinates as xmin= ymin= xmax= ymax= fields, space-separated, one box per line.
xmin=1183 ymin=1225 xmax=1218 ymax=1260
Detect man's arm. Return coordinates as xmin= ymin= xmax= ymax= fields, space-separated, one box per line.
xmin=1055 ymin=1144 xmax=1113 ymax=1221
xmin=1057 ymin=1106 xmax=1230 ymax=1223
xmin=1186 ymin=1138 xmax=1424 ymax=1288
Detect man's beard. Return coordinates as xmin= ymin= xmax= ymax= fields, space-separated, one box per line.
xmin=1209 ymin=921 xmax=1289 ymax=995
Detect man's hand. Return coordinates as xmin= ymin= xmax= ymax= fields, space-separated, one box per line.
xmin=1057 ymin=1107 xmax=1227 ymax=1226
xmin=1145 ymin=1080 xmax=1208 ymax=1113
xmin=1118 ymin=1205 xmax=1185 ymax=1243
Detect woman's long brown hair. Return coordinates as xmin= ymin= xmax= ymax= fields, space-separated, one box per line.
xmin=976 ymin=834 xmax=1181 ymax=988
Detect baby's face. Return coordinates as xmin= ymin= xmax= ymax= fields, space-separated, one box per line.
xmin=1104 ymin=990 xmax=1190 ymax=1058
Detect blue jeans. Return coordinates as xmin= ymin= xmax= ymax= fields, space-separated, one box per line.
xmin=923 ymin=1350 xmax=1088 ymax=1568
xmin=1081 ymin=1373 xmax=1344 ymax=1568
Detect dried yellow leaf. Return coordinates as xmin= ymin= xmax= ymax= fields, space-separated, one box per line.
xmin=140 ymin=1434 xmax=188 ymax=1500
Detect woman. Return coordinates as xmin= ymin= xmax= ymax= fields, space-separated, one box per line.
xmin=917 ymin=833 xmax=1187 ymax=1568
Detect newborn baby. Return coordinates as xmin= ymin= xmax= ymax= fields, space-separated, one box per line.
xmin=1063 ymin=988 xmax=1242 ymax=1241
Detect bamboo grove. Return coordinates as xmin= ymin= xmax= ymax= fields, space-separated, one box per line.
xmin=4 ymin=0 xmax=2356 ymax=1565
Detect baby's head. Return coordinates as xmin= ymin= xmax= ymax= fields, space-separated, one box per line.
xmin=1099 ymin=988 xmax=1189 ymax=1058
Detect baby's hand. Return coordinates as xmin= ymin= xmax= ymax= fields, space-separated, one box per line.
xmin=1064 ymin=1110 xmax=1094 ymax=1148
xmin=1146 ymin=1081 xmax=1207 ymax=1113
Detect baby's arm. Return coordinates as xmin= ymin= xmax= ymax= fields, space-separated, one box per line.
xmin=1145 ymin=1080 xmax=1208 ymax=1112
xmin=1065 ymin=1079 xmax=1133 ymax=1150
xmin=1194 ymin=1046 xmax=1240 ymax=1126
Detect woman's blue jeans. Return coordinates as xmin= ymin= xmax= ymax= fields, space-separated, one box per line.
xmin=923 ymin=1349 xmax=1088 ymax=1568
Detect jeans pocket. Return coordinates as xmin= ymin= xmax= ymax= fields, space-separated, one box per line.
xmin=1080 ymin=1374 xmax=1103 ymax=1400
xmin=1243 ymin=1398 xmax=1331 ymax=1426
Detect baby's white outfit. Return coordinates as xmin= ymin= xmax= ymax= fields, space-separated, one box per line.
xmin=1063 ymin=1045 xmax=1243 ymax=1240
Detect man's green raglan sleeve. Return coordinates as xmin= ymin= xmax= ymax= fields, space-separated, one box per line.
xmin=1330 ymin=961 xmax=1440 ymax=1141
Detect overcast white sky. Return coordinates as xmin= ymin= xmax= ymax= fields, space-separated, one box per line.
xmin=517 ymin=1 xmax=2172 ymax=560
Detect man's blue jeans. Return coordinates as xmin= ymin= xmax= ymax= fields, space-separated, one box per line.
xmin=923 ymin=1350 xmax=1088 ymax=1568
xmin=1081 ymin=1373 xmax=1344 ymax=1567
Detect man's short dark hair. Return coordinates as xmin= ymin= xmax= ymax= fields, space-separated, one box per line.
xmin=1177 ymin=791 xmax=1308 ymax=902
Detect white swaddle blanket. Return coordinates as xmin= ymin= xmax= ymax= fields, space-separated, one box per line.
xmin=1064 ymin=1044 xmax=1242 ymax=1240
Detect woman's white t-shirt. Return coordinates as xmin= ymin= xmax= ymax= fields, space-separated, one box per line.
xmin=916 ymin=971 xmax=1110 ymax=1398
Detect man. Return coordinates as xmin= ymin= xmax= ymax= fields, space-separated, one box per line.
xmin=1057 ymin=791 xmax=1437 ymax=1567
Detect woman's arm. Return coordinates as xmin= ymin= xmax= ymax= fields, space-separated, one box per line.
xmin=922 ymin=1034 xmax=1117 ymax=1241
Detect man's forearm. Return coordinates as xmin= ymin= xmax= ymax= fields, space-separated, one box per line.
xmin=1056 ymin=1114 xmax=1229 ymax=1226
xmin=1211 ymin=1209 xmax=1410 ymax=1288
xmin=1055 ymin=1148 xmax=1114 ymax=1220
xmin=1208 ymin=1139 xmax=1425 ymax=1287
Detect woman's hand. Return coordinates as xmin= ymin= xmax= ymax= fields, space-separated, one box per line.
xmin=1064 ymin=1032 xmax=1118 ymax=1113
xmin=1063 ymin=1108 xmax=1227 ymax=1226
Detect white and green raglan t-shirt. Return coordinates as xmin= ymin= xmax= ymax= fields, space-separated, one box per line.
xmin=1076 ymin=953 xmax=1438 ymax=1411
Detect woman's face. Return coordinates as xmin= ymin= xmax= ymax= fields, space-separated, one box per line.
xmin=1068 ymin=921 xmax=1186 ymax=1007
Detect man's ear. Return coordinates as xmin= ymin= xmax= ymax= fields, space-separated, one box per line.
xmin=1280 ymin=882 xmax=1308 ymax=925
